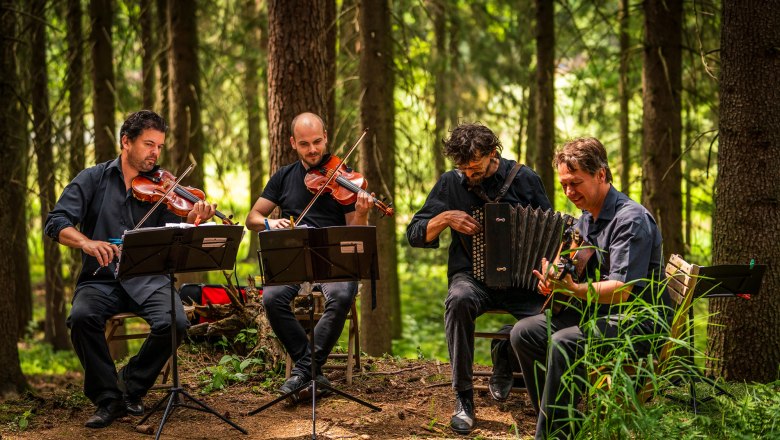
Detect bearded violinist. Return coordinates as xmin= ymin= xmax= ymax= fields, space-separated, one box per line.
xmin=44 ymin=110 xmax=216 ymax=428
xmin=246 ymin=112 xmax=372 ymax=403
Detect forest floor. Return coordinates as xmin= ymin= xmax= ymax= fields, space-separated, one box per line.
xmin=0 ymin=352 xmax=538 ymax=440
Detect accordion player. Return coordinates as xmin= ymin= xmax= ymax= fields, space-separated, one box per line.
xmin=471 ymin=202 xmax=575 ymax=290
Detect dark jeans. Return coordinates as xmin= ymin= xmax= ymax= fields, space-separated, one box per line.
xmin=510 ymin=308 xmax=658 ymax=440
xmin=445 ymin=272 xmax=545 ymax=392
xmin=68 ymin=285 xmax=189 ymax=405
xmin=262 ymin=281 xmax=357 ymax=379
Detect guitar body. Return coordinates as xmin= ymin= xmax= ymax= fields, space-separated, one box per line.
xmin=541 ymin=229 xmax=597 ymax=315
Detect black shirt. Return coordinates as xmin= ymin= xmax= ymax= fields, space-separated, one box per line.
xmin=261 ymin=156 xmax=356 ymax=227
xmin=406 ymin=157 xmax=552 ymax=279
xmin=44 ymin=157 xmax=182 ymax=304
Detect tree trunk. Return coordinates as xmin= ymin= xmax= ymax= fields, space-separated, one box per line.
xmin=706 ymin=0 xmax=780 ymax=382
xmin=359 ymin=0 xmax=397 ymax=353
xmin=516 ymin=0 xmax=535 ymax=165
xmin=431 ymin=0 xmax=447 ymax=178
xmin=244 ymin=0 xmax=264 ymax=258
xmin=140 ymin=0 xmax=154 ymax=109
xmin=0 ymin=1 xmax=29 ymax=396
xmin=332 ymin=0 xmax=360 ymax=152
xmin=66 ymin=0 xmax=86 ymax=288
xmin=32 ymin=0 xmax=70 ymax=351
xmin=90 ymin=0 xmax=116 ymax=163
xmin=325 ymin=0 xmax=336 ymax=133
xmin=156 ymin=0 xmax=169 ymax=122
xmin=618 ymin=0 xmax=631 ymax=194
xmin=267 ymin=0 xmax=329 ymax=174
xmin=167 ymin=0 xmax=203 ymax=187
xmin=534 ymin=0 xmax=555 ymax=207
xmin=641 ymin=0 xmax=683 ymax=260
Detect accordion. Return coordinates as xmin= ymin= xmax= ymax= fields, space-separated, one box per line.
xmin=472 ymin=203 xmax=575 ymax=289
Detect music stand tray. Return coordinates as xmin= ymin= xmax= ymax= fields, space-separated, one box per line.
xmin=250 ymin=226 xmax=381 ymax=439
xmin=119 ymin=224 xmax=247 ymax=439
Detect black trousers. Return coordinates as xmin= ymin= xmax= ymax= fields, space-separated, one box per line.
xmin=444 ymin=272 xmax=545 ymax=392
xmin=262 ymin=281 xmax=357 ymax=379
xmin=68 ymin=285 xmax=189 ymax=405
xmin=510 ymin=308 xmax=659 ymax=440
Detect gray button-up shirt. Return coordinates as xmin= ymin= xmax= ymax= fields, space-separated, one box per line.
xmin=576 ymin=185 xmax=667 ymax=310
xmin=45 ymin=157 xmax=183 ymax=304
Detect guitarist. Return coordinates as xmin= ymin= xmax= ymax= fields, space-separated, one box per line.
xmin=509 ymin=137 xmax=670 ymax=440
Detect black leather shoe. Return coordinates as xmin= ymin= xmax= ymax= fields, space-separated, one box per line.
xmin=489 ymin=339 xmax=514 ymax=402
xmin=449 ymin=394 xmax=475 ymax=435
xmin=124 ymin=395 xmax=144 ymax=416
xmin=300 ymin=374 xmax=332 ymax=400
xmin=278 ymin=374 xmax=308 ymax=403
xmin=117 ymin=367 xmax=144 ymax=415
xmin=85 ymin=399 xmax=127 ymax=428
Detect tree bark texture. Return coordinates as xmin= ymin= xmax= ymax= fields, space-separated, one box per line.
xmin=706 ymin=0 xmax=780 ymax=382
xmin=359 ymin=0 xmax=398 ymax=352
xmin=167 ymin=0 xmax=203 ymax=187
xmin=641 ymin=0 xmax=683 ymax=260
xmin=332 ymin=0 xmax=360 ymax=152
xmin=90 ymin=0 xmax=116 ymax=163
xmin=618 ymin=0 xmax=631 ymax=194
xmin=140 ymin=0 xmax=154 ymax=109
xmin=432 ymin=0 xmax=447 ymax=178
xmin=155 ymin=0 xmax=169 ymax=124
xmin=32 ymin=0 xmax=70 ymax=351
xmin=534 ymin=0 xmax=555 ymax=207
xmin=267 ymin=0 xmax=329 ymax=174
xmin=244 ymin=0 xmax=264 ymax=258
xmin=0 ymin=2 xmax=29 ymax=395
xmin=326 ymin=0 xmax=336 ymax=132
xmin=66 ymin=0 xmax=86 ymax=287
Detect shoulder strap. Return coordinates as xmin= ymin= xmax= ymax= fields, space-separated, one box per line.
xmin=494 ymin=162 xmax=524 ymax=202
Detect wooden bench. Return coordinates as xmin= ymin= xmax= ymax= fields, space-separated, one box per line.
xmin=473 ymin=309 xmax=525 ymax=394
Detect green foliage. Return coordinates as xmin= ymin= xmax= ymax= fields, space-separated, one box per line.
xmin=199 ymin=354 xmax=265 ymax=394
xmin=19 ymin=340 xmax=82 ymax=375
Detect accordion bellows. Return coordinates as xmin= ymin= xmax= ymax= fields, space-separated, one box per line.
xmin=472 ymin=203 xmax=575 ymax=290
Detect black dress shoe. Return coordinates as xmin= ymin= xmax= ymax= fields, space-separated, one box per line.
xmin=449 ymin=394 xmax=475 ymax=435
xmin=489 ymin=338 xmax=514 ymax=402
xmin=124 ymin=395 xmax=144 ymax=416
xmin=85 ymin=399 xmax=127 ymax=428
xmin=300 ymin=374 xmax=332 ymax=400
xmin=278 ymin=374 xmax=308 ymax=403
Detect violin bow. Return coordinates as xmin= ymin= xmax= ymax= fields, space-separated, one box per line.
xmin=133 ymin=163 xmax=195 ymax=230
xmin=295 ymin=128 xmax=369 ymax=227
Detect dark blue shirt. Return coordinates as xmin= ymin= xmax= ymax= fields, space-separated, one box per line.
xmin=406 ymin=157 xmax=552 ymax=279
xmin=261 ymin=156 xmax=355 ymax=227
xmin=576 ymin=185 xmax=667 ymax=308
xmin=44 ymin=157 xmax=182 ymax=304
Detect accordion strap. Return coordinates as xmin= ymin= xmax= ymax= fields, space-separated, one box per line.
xmin=472 ymin=162 xmax=524 ymax=203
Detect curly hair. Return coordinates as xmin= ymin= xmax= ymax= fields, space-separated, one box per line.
xmin=442 ymin=122 xmax=502 ymax=165
xmin=553 ymin=137 xmax=613 ymax=183
xmin=119 ymin=110 xmax=168 ymax=149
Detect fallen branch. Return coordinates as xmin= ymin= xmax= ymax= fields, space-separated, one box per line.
xmin=364 ymin=365 xmax=426 ymax=375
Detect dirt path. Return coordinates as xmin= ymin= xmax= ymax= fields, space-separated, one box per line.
xmin=1 ymin=357 xmax=537 ymax=439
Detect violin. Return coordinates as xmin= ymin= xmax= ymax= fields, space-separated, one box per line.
xmin=131 ymin=168 xmax=234 ymax=224
xmin=304 ymin=155 xmax=394 ymax=217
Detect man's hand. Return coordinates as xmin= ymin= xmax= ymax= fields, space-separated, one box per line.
xmin=82 ymin=239 xmax=120 ymax=267
xmin=446 ymin=210 xmax=482 ymax=235
xmin=355 ymin=191 xmax=373 ymax=216
xmin=187 ymin=200 xmax=217 ymax=223
xmin=533 ymin=258 xmax=577 ymax=297
xmin=266 ymin=217 xmax=291 ymax=229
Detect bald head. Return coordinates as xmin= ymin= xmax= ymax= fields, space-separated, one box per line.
xmin=291 ymin=112 xmax=326 ymax=140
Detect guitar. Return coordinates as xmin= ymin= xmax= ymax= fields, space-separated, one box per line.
xmin=540 ymin=228 xmax=597 ymax=314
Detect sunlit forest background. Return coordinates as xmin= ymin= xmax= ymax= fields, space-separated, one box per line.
xmin=2 ymin=2 xmax=779 ymax=433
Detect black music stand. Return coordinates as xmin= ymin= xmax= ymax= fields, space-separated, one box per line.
xmin=667 ymin=261 xmax=766 ymax=413
xmin=118 ymin=224 xmax=248 ymax=439
xmin=249 ymin=226 xmax=381 ymax=439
